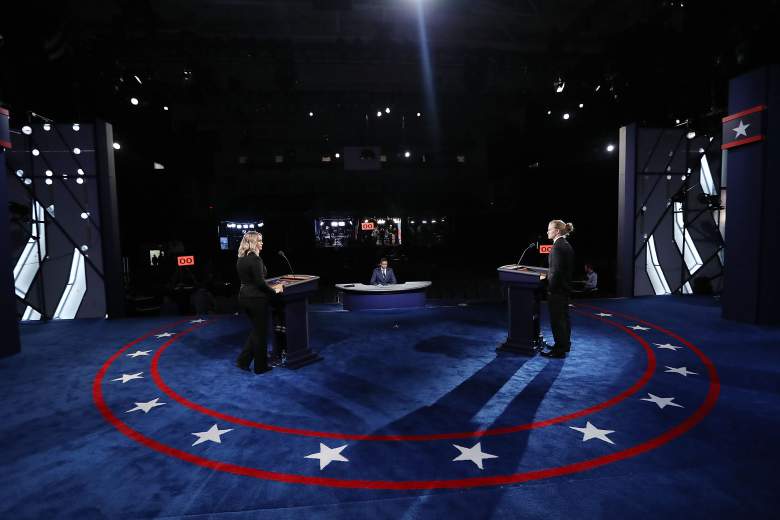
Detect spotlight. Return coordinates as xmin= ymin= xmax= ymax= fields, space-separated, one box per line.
xmin=45 ymin=170 xmax=53 ymax=177
xmin=667 ymin=175 xmax=672 ymax=180
xmin=32 ymin=148 xmax=40 ymax=156
xmin=73 ymin=147 xmax=81 ymax=154
xmin=422 ymin=220 xmax=428 ymax=224
xmin=309 ymin=111 xmax=314 ymax=117
xmin=43 ymin=123 xmax=51 ymax=131
xmin=385 ymin=107 xmax=390 ymax=113
xmin=24 ymin=178 xmax=32 ymax=185
xmin=606 ymin=144 xmax=615 ymax=152
xmin=45 ymin=179 xmax=53 ymax=185
xmin=416 ymin=112 xmax=421 ymax=117
xmin=686 ymin=131 xmax=696 ymax=139
xmin=555 ymin=79 xmax=565 ymax=93
xmin=72 ymin=123 xmax=80 ymax=131
xmin=698 ymin=147 xmax=705 ymax=153
xmin=80 ymin=212 xmax=89 ymax=219
xmin=76 ymin=178 xmax=84 ymax=184
xmin=112 ymin=142 xmax=120 ymax=150
xmin=338 ymin=221 xmax=345 ymax=227
xmin=258 ymin=222 xmax=264 ymax=227
xmin=130 ymin=97 xmax=139 ymax=106
xmin=163 ymin=106 xmax=169 ymax=111
xmin=134 ymin=75 xmax=142 ymax=84
xmin=675 ymin=119 xmax=681 ymax=125
xmin=547 ymin=110 xmax=552 ymax=115
xmin=579 ymin=103 xmax=584 ymax=108
xmin=22 ymin=125 xmax=32 ymax=135
xmin=81 ymin=245 xmax=89 ymax=252
xmin=77 ymin=168 xmax=85 ymax=175
xmin=595 ymin=84 xmax=601 ymax=91
xmin=376 ymin=111 xmax=382 ymax=117
xmin=331 ymin=221 xmax=338 ymax=227
xmin=562 ymin=113 xmax=570 ymax=120
xmin=16 ymin=169 xmax=24 ymax=177
xmin=404 ymin=151 xmax=411 ymax=158
xmin=335 ymin=152 xmax=340 ymax=158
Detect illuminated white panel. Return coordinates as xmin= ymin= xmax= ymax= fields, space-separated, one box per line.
xmin=673 ymin=202 xmax=704 ymax=275
xmin=646 ymin=235 xmax=671 ymax=295
xmin=53 ymin=248 xmax=87 ymax=319
xmin=13 ymin=202 xmax=47 ymax=298
xmin=22 ymin=306 xmax=42 ymax=321
xmin=699 ymin=155 xmax=725 ymax=264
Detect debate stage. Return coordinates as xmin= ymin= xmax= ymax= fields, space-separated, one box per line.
xmin=1 ymin=296 xmax=778 ymax=519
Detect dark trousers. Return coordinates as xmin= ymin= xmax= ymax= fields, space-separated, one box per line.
xmin=237 ymin=297 xmax=269 ymax=371
xmin=547 ymin=292 xmax=571 ymax=351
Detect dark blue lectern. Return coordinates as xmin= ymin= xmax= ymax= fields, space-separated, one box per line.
xmin=497 ymin=264 xmax=548 ymax=355
xmin=266 ymin=274 xmax=321 ymax=369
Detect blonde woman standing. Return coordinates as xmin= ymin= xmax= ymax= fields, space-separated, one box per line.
xmin=235 ymin=231 xmax=283 ymax=373
xmin=541 ymin=220 xmax=575 ymax=359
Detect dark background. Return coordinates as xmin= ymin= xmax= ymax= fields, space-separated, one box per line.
xmin=2 ymin=0 xmax=778 ymax=311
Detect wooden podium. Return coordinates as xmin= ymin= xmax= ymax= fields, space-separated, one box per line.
xmin=496 ymin=264 xmax=548 ymax=355
xmin=266 ymin=274 xmax=321 ymax=369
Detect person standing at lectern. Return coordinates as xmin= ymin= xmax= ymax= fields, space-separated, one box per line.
xmin=541 ymin=220 xmax=575 ymax=358
xmin=370 ymin=258 xmax=397 ymax=285
xmin=235 ymin=231 xmax=283 ymax=374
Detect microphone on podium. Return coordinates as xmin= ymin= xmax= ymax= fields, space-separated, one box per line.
xmin=516 ymin=242 xmax=537 ymax=266
xmin=278 ymin=250 xmax=294 ymax=275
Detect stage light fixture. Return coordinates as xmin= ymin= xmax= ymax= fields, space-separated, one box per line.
xmin=385 ymin=107 xmax=390 ymax=113
xmin=377 ymin=219 xmax=386 ymax=225
xmin=130 ymin=97 xmax=139 ymax=106
xmin=77 ymin=168 xmax=84 ymax=175
xmin=335 ymin=153 xmax=340 ymax=158
xmin=73 ymin=147 xmax=81 ymax=154
xmin=76 ymin=178 xmax=84 ymax=184
xmin=338 ymin=221 xmax=345 ymax=227
xmin=15 ymin=169 xmax=23 ymax=177
xmin=416 ymin=112 xmax=421 ymax=117
xmin=681 ymin=175 xmax=687 ymax=181
xmin=331 ymin=221 xmax=338 ymax=227
xmin=309 ymin=111 xmax=314 ymax=117
xmin=686 ymin=131 xmax=696 ymax=139
xmin=555 ymin=79 xmax=565 ymax=93
xmin=112 ymin=143 xmax=120 ymax=150
xmin=80 ymin=212 xmax=89 ymax=219
xmin=667 ymin=175 xmax=672 ymax=180
xmin=595 ymin=84 xmax=601 ymax=91
xmin=642 ymin=206 xmax=647 ymax=212
xmin=579 ymin=103 xmax=584 ymax=108
xmin=72 ymin=123 xmax=80 ymax=131
xmin=432 ymin=219 xmax=438 ymax=223
xmin=22 ymin=125 xmax=32 ymax=135
xmin=32 ymin=149 xmax=40 ymax=156
xmin=404 ymin=151 xmax=411 ymax=158
xmin=698 ymin=147 xmax=705 ymax=153
xmin=377 ymin=111 xmax=382 ymax=117
xmin=45 ymin=179 xmax=53 ymax=185
xmin=410 ymin=220 xmax=416 ymax=224
xmin=258 ymin=223 xmax=264 ymax=227
xmin=43 ymin=123 xmax=51 ymax=131
xmin=81 ymin=245 xmax=89 ymax=252
xmin=45 ymin=170 xmax=53 ymax=177
xmin=563 ymin=113 xmax=570 ymax=120
xmin=422 ymin=220 xmax=428 ymax=224
xmin=547 ymin=110 xmax=552 ymax=115
xmin=134 ymin=75 xmax=142 ymax=84
xmin=24 ymin=178 xmax=32 ymax=185
xmin=606 ymin=144 xmax=615 ymax=152
xmin=163 ymin=106 xmax=169 ymax=111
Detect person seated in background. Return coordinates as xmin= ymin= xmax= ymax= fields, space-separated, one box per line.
xmin=572 ymin=263 xmax=598 ymax=296
xmin=370 ymin=257 xmax=398 ymax=285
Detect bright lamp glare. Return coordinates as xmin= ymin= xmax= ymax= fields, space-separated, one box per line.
xmin=562 ymin=113 xmax=570 ymax=120
xmin=22 ymin=125 xmax=32 ymax=135
xmin=404 ymin=151 xmax=411 ymax=158
xmin=113 ymin=142 xmax=121 ymax=150
xmin=606 ymin=144 xmax=615 ymax=152
xmin=130 ymin=97 xmax=139 ymax=106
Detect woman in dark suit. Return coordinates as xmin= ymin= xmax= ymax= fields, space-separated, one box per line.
xmin=236 ymin=231 xmax=283 ymax=373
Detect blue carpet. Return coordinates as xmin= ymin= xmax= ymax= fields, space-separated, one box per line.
xmin=1 ymin=296 xmax=779 ymax=519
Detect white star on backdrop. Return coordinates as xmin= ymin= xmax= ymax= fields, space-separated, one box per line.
xmin=190 ymin=319 xmax=206 ymax=324
xmin=664 ymin=366 xmax=698 ymax=377
xmin=192 ymin=424 xmax=234 ymax=446
xmin=641 ymin=393 xmax=684 ymax=409
xmin=452 ymin=442 xmax=499 ymax=470
xmin=595 ymin=312 xmax=613 ymax=317
xmin=126 ymin=350 xmax=152 ymax=358
xmin=628 ymin=325 xmax=650 ymax=331
xmin=304 ymin=443 xmax=349 ymax=470
xmin=569 ymin=422 xmax=615 ymax=445
xmin=653 ymin=343 xmax=682 ymax=351
xmin=126 ymin=398 xmax=166 ymax=414
xmin=154 ymin=332 xmax=174 ymax=338
xmin=111 ymin=372 xmax=144 ymax=384
xmin=732 ymin=120 xmax=750 ymax=138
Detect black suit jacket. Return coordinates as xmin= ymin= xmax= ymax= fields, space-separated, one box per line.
xmin=548 ymin=237 xmax=574 ymax=295
xmin=236 ymin=253 xmax=276 ymax=298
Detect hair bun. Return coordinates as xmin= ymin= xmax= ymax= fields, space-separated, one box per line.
xmin=565 ymin=222 xmax=574 ymax=234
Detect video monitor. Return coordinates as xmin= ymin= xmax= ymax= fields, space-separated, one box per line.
xmin=314 ymin=218 xmax=355 ymax=248
xmin=405 ymin=217 xmax=450 ymax=246
xmin=218 ymin=220 xmax=264 ymax=251
xmin=357 ymin=217 xmax=402 ymax=247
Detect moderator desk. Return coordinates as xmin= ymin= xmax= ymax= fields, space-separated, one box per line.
xmin=335 ymin=282 xmax=432 ymax=311
xmin=497 ymin=264 xmax=548 ymax=355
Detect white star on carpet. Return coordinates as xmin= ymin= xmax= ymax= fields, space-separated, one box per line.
xmin=628 ymin=325 xmax=650 ymax=331
xmin=190 ymin=319 xmax=206 ymax=323
xmin=304 ymin=443 xmax=349 ymax=470
xmin=569 ymin=422 xmax=615 ymax=444
xmin=111 ymin=372 xmax=144 ymax=383
xmin=127 ymin=350 xmax=152 ymax=358
xmin=154 ymin=332 xmax=174 ymax=338
xmin=665 ymin=366 xmax=698 ymax=377
xmin=654 ymin=342 xmax=682 ymax=351
xmin=641 ymin=393 xmax=684 ymax=409
xmin=732 ymin=120 xmax=750 ymax=138
xmin=126 ymin=398 xmax=166 ymax=414
xmin=192 ymin=424 xmax=234 ymax=446
xmin=452 ymin=442 xmax=498 ymax=470
xmin=595 ymin=312 xmax=613 ymax=317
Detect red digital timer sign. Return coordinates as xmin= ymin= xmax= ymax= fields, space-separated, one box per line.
xmin=539 ymin=244 xmax=553 ymax=254
xmin=361 ymin=222 xmax=375 ymax=231
xmin=177 ymin=255 xmax=195 ymax=267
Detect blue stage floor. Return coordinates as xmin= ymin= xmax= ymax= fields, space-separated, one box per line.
xmin=2 ymin=296 xmax=779 ymax=519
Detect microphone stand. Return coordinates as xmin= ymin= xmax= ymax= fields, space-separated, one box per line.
xmin=516 ymin=242 xmax=537 ymax=266
xmin=278 ymin=251 xmax=294 ymax=275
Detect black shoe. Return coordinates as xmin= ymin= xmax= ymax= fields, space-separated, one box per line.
xmin=235 ymin=362 xmax=251 ymax=371
xmin=254 ymin=366 xmax=273 ymax=374
xmin=269 ymin=357 xmax=284 ymax=367
xmin=541 ymin=349 xmax=566 ymax=359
